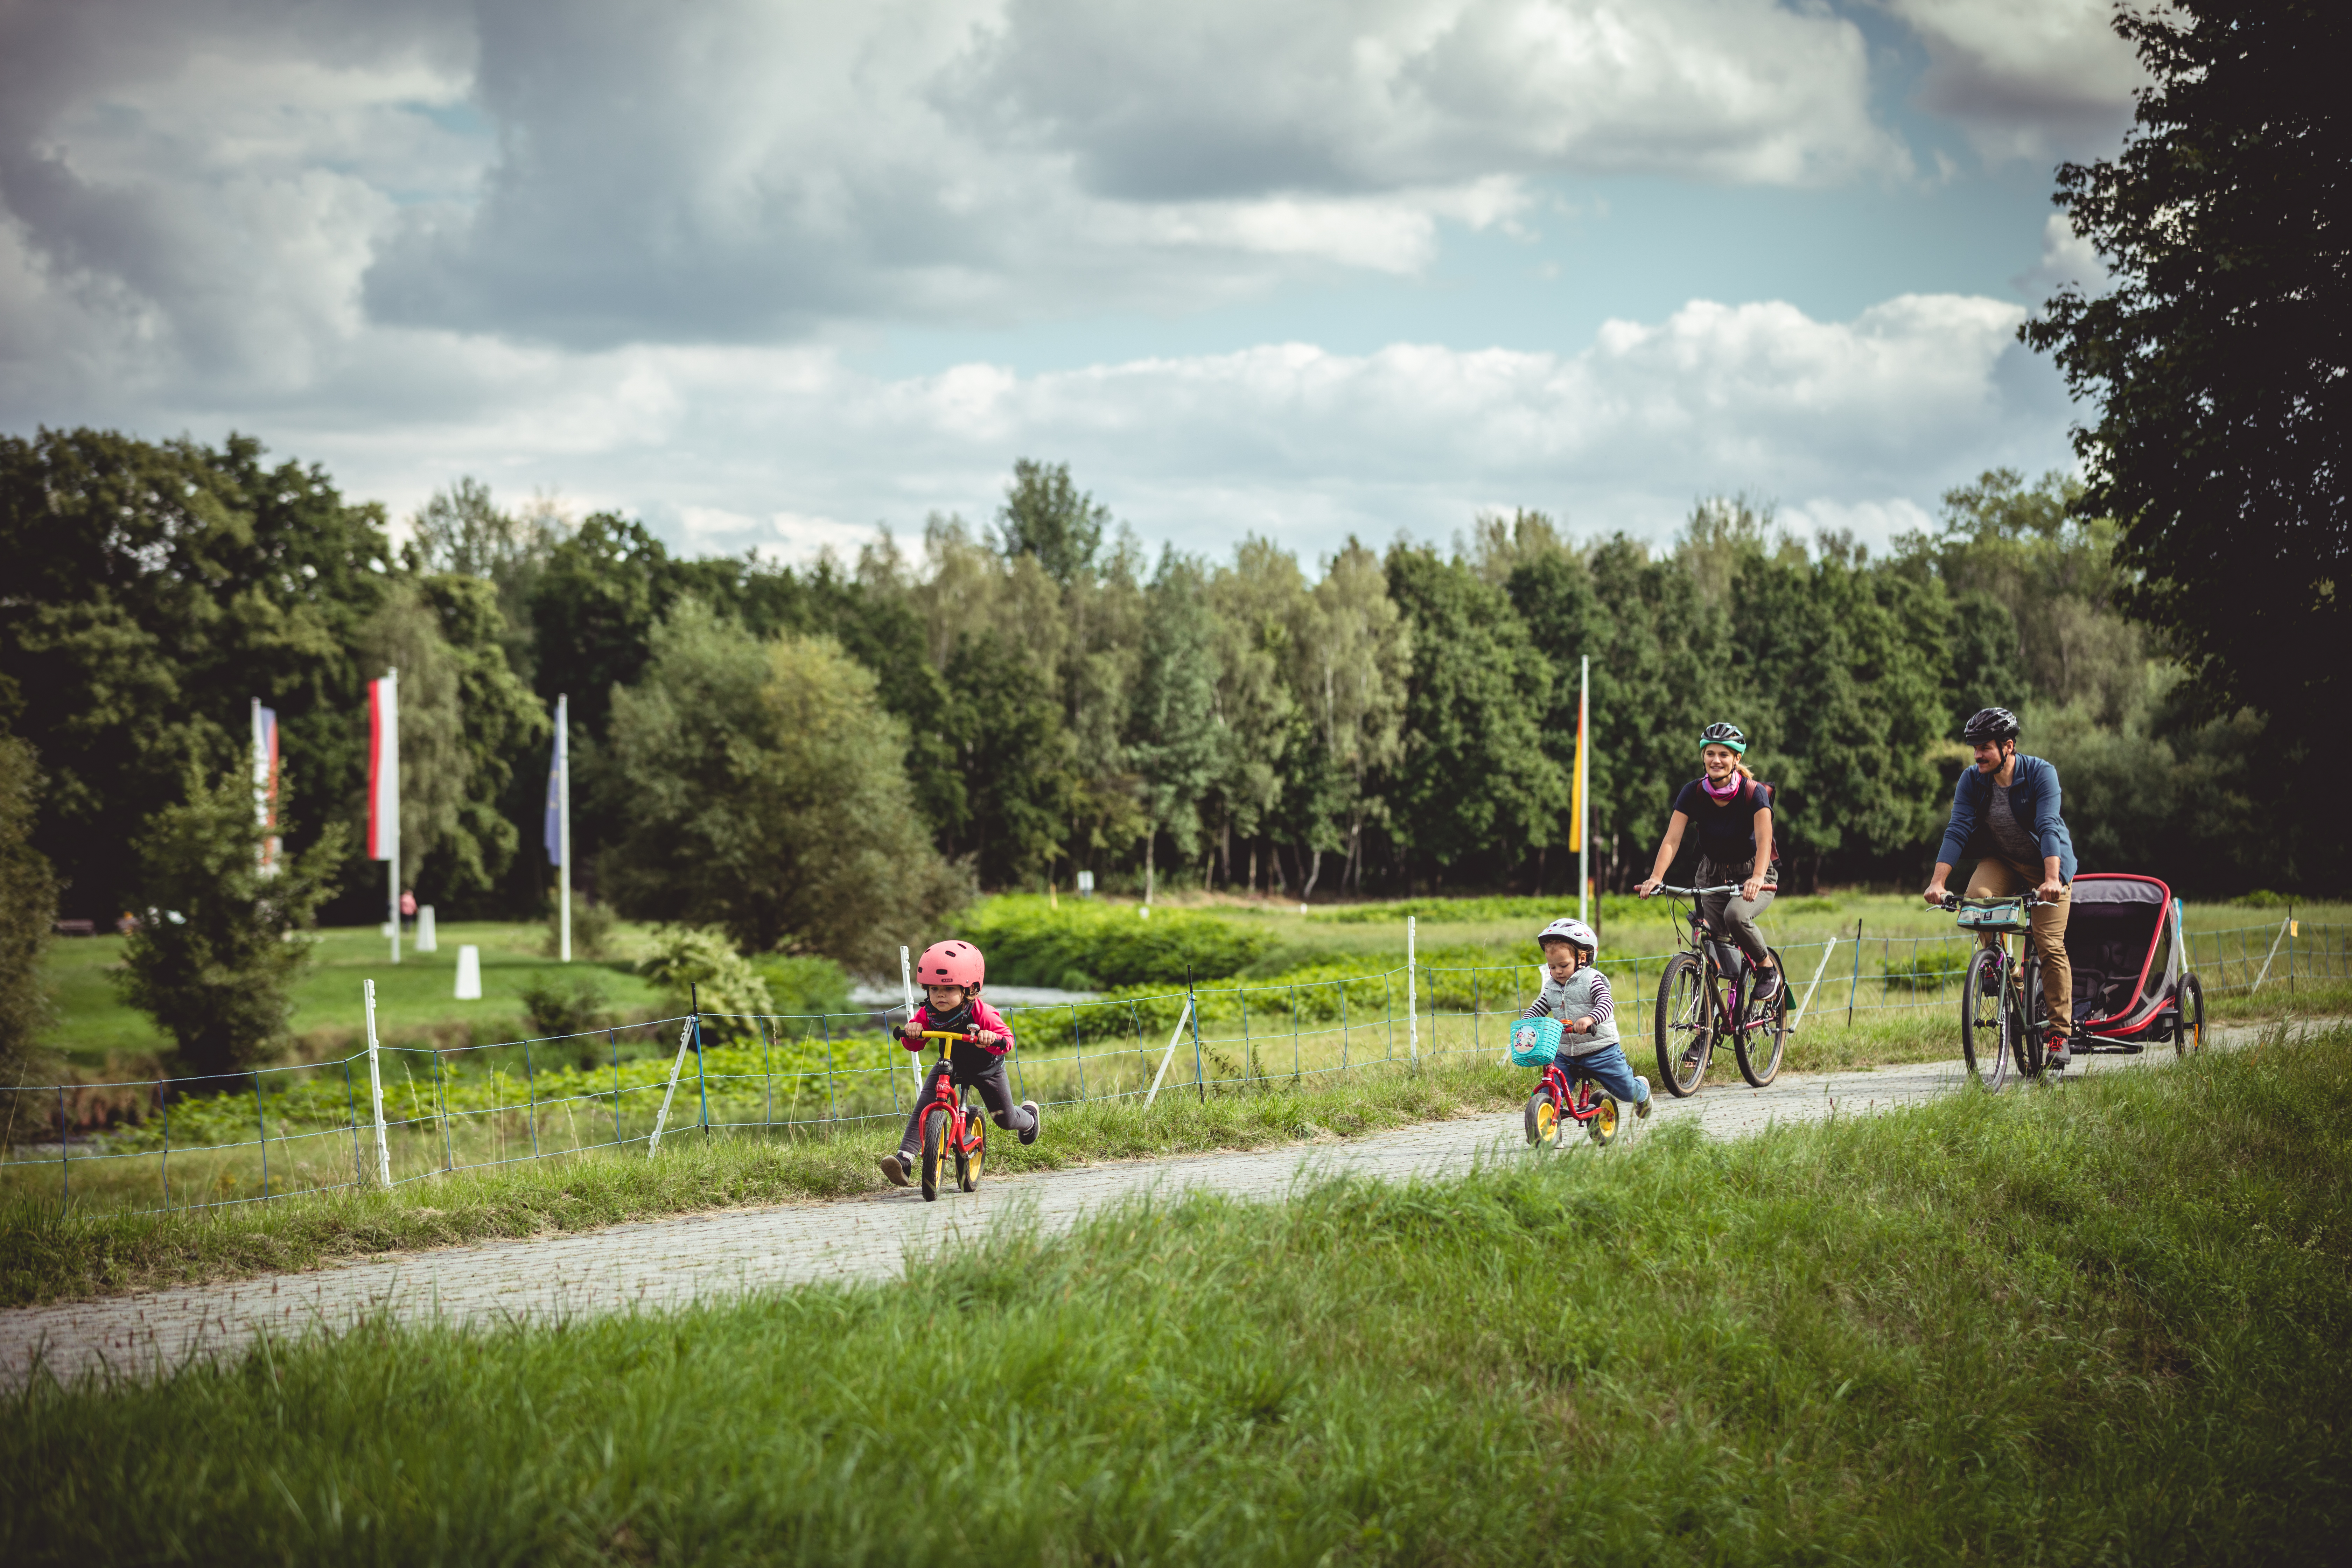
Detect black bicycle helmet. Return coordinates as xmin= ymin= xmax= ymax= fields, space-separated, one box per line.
xmin=1699 ymin=721 xmax=1747 ymax=754
xmin=1961 ymin=707 xmax=2021 ymax=744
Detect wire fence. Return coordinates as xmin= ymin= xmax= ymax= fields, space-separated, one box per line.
xmin=6 ymin=917 xmax=2339 ymax=1218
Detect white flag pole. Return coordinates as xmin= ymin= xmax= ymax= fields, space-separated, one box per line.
xmin=556 ymin=693 xmax=572 ymax=964
xmin=372 ymin=669 xmax=401 ymax=965
xmin=1578 ymin=655 xmax=1590 ymax=925
xmin=899 ymin=946 xmax=926 ymax=1094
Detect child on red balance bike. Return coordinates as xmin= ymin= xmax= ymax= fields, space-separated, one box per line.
xmin=877 ymin=940 xmax=1041 ymax=1188
xmin=1521 ymin=918 xmax=1651 ymax=1127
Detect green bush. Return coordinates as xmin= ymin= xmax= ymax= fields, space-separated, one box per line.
xmin=953 ymin=896 xmax=1278 ymax=987
xmin=2234 ymin=889 xmax=2288 ymax=909
xmin=518 ymin=972 xmax=614 ymax=1040
xmin=1321 ymin=892 xmax=1656 ymax=928
xmin=637 ymin=927 xmax=773 ymax=1035
xmin=541 ymin=893 xmax=617 ymax=960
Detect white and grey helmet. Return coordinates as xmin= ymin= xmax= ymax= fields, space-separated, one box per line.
xmin=1535 ymin=917 xmax=1598 ymax=958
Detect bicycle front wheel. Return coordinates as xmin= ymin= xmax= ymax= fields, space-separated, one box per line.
xmin=1655 ymin=954 xmax=1711 ymax=1097
xmin=1525 ymin=1089 xmax=1560 ymax=1148
xmin=958 ymin=1111 xmax=986 ymax=1192
xmin=2176 ymin=973 xmax=2205 ymax=1056
xmin=919 ymin=1106 xmax=947 ymax=1201
xmin=1960 ymin=946 xmax=2010 ymax=1093
xmin=1736 ymin=950 xmax=1787 ymax=1087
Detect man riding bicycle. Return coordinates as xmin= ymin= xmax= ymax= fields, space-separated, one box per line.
xmin=1923 ymin=707 xmax=2080 ymax=1069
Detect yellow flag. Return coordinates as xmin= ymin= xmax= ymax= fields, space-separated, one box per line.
xmin=1569 ymin=680 xmax=1587 ymax=852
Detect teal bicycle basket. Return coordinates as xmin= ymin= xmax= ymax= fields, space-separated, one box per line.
xmin=1508 ymin=1016 xmax=1562 ymax=1067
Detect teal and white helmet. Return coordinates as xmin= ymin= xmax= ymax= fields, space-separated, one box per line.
xmin=1535 ymin=917 xmax=1597 ymax=959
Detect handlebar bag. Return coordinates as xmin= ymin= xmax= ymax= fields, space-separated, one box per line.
xmin=1508 ymin=1016 xmax=1562 ymax=1066
xmin=1956 ymin=897 xmax=2030 ymax=932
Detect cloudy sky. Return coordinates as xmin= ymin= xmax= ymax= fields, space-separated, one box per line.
xmin=0 ymin=0 xmax=2138 ymax=564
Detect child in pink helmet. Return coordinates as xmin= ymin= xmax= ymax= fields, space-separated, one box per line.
xmin=878 ymin=939 xmax=1041 ymax=1187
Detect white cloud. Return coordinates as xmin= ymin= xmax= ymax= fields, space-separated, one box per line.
xmin=65 ymin=290 xmax=2060 ymax=565
xmin=2014 ymin=212 xmax=2107 ymax=303
xmin=1876 ymin=0 xmax=2145 ymax=163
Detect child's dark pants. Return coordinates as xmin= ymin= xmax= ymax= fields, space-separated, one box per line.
xmin=898 ymin=1053 xmax=1034 ymax=1158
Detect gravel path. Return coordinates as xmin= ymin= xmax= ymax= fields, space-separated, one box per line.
xmin=2 ymin=1021 xmax=2317 ymax=1386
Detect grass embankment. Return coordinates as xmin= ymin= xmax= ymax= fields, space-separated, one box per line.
xmin=7 ymin=1035 xmax=2348 ymax=1564
xmin=0 ymin=1058 xmax=1529 ymax=1308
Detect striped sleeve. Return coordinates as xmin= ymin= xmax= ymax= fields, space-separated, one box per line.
xmin=1585 ymin=973 xmax=1614 ymax=1027
xmin=1521 ymin=993 xmax=1552 ymax=1019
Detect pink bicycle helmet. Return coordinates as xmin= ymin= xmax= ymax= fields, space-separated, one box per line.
xmin=916 ymin=940 xmax=985 ymax=990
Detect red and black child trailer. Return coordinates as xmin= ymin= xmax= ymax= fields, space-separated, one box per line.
xmin=2064 ymin=873 xmax=2206 ymax=1054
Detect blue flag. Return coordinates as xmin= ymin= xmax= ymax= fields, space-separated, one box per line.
xmin=543 ymin=696 xmax=566 ymax=866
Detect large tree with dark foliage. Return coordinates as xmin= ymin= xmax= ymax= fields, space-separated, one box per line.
xmin=2022 ymin=1 xmax=2346 ymax=877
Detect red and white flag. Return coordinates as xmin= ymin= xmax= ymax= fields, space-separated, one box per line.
xmin=368 ymin=671 xmax=399 ymax=863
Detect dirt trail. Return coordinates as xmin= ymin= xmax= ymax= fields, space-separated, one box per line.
xmin=4 ymin=1019 xmax=2326 ymax=1387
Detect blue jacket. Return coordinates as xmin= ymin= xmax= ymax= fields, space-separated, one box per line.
xmin=1938 ymin=753 xmax=2077 ymax=880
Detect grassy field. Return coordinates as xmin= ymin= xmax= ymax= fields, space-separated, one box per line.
xmin=35 ymin=920 xmax=671 ymax=1069
xmin=6 ymin=1032 xmax=2346 ymax=1564
xmin=33 ymin=891 xmax=2343 ymax=1074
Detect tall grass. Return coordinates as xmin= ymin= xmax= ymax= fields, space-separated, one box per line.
xmin=6 ymin=1034 xmax=2347 ymax=1563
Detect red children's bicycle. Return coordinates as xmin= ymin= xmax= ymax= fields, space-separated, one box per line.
xmin=1512 ymin=1017 xmax=1622 ymax=1148
xmin=1525 ymin=1056 xmax=1622 ymax=1148
xmin=915 ymin=1029 xmax=988 ymax=1202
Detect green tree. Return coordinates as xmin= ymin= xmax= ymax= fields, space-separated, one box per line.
xmin=997 ymin=458 xmax=1108 ymax=586
xmin=1290 ymin=539 xmax=1410 ymax=893
xmin=600 ymin=602 xmax=966 ymax=967
xmin=0 ymin=734 xmax=59 ymax=1082
xmin=0 ymin=429 xmax=389 ymax=920
xmin=1204 ymin=538 xmax=1308 ymax=890
xmin=418 ymin=575 xmax=550 ymax=908
xmin=2022 ymin=1 xmax=2345 ymax=883
xmin=115 ymin=772 xmax=345 ymax=1076
xmin=1385 ymin=545 xmax=1564 ymax=882
xmin=939 ymin=635 xmax=1074 ymax=887
xmin=401 ymin=477 xmax=567 ymax=688
xmin=1126 ymin=551 xmax=1223 ymax=901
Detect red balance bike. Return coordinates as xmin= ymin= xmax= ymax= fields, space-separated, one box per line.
xmin=1512 ymin=1018 xmax=1622 ymax=1148
xmin=915 ymin=1029 xmax=989 ymax=1202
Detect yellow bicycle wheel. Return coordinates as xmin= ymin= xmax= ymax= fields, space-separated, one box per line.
xmin=1587 ymin=1094 xmax=1619 ymax=1147
xmin=1524 ymin=1091 xmax=1560 ymax=1147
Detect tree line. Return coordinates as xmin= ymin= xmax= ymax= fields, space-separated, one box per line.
xmin=0 ymin=429 xmax=2321 ymax=985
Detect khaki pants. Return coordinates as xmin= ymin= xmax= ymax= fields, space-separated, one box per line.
xmin=1966 ymin=859 xmax=2072 ymax=1036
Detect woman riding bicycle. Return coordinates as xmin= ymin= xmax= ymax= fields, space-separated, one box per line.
xmin=1635 ymin=722 xmax=1781 ymax=1002
xmin=1923 ymin=707 xmax=2078 ymax=1070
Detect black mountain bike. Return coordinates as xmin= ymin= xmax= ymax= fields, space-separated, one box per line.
xmin=1939 ymin=891 xmax=2055 ymax=1092
xmin=1649 ymin=884 xmax=1788 ymax=1096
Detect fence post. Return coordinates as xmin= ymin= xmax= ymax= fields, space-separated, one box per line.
xmin=344 ymin=1060 xmax=362 ymax=1188
xmin=1070 ymin=1003 xmax=1086 ymax=1104
xmin=254 ymin=1072 xmax=268 ymax=1198
xmin=523 ymin=1037 xmax=541 ymax=1159
xmin=365 ymin=979 xmax=392 ymax=1186
xmin=1406 ymin=916 xmax=1419 ymax=1062
xmin=1190 ymin=968 xmax=1205 ymax=1104
xmin=820 ymin=1014 xmax=839 ymax=1123
xmin=760 ymin=1015 xmax=775 ymax=1130
xmin=2250 ymin=916 xmax=2291 ymax=994
xmin=433 ymin=1050 xmax=453 ymax=1172
xmin=161 ymin=1082 xmax=171 ymax=1207
xmin=56 ymin=1085 xmax=66 ymax=1216
xmin=608 ymin=1027 xmax=622 ymax=1148
xmin=691 ymin=985 xmax=710 ymax=1138
xmin=647 ymin=1014 xmax=695 ymax=1155
xmin=1846 ymin=919 xmax=1864 ymax=1027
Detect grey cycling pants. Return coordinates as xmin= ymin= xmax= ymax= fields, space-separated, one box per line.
xmin=1696 ymin=855 xmax=1779 ymax=967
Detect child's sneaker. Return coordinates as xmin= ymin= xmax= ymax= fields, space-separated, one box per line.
xmin=1634 ymin=1076 xmax=1653 ymax=1118
xmin=878 ymin=1152 xmax=912 ymax=1187
xmin=1018 ymin=1100 xmax=1041 ymax=1145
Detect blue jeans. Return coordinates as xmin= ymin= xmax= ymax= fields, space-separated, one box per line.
xmin=1558 ymin=1040 xmax=1648 ymax=1104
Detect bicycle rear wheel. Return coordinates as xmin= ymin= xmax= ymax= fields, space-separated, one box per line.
xmin=1654 ymin=954 xmax=1711 ymax=1097
xmin=1960 ymin=946 xmax=2010 ymax=1092
xmin=1584 ymin=1089 xmax=1619 ymax=1147
xmin=2176 ymin=973 xmax=2205 ymax=1056
xmin=1735 ymin=948 xmax=1787 ymax=1087
xmin=919 ymin=1106 xmax=947 ymax=1201
xmin=2015 ymin=955 xmax=2047 ymax=1079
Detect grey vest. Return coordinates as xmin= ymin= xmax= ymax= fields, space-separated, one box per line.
xmin=1532 ymin=967 xmax=1617 ymax=1057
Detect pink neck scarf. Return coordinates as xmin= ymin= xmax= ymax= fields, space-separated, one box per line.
xmin=1701 ymin=771 xmax=1742 ymax=803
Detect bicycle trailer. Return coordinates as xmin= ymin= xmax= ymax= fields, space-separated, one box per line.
xmin=2065 ymin=873 xmax=2204 ymax=1053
